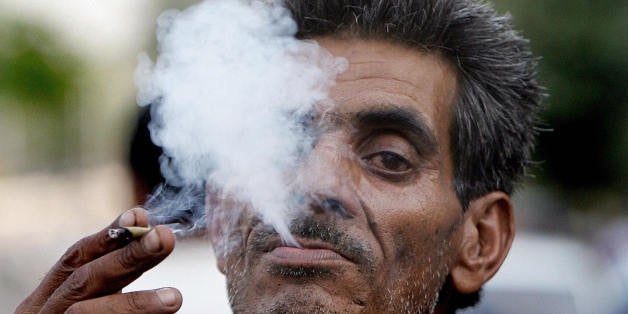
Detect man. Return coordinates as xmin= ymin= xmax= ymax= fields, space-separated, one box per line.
xmin=16 ymin=0 xmax=541 ymax=313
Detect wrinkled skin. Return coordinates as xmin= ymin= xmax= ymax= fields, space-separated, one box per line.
xmin=211 ymin=38 xmax=466 ymax=314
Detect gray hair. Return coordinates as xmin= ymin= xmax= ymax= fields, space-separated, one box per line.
xmin=285 ymin=0 xmax=543 ymax=209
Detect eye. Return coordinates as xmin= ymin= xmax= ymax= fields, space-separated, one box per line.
xmin=363 ymin=151 xmax=412 ymax=173
xmin=357 ymin=132 xmax=420 ymax=181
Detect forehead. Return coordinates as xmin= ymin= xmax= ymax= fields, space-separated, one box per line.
xmin=316 ymin=37 xmax=458 ymax=141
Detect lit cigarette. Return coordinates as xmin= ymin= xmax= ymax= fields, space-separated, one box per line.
xmin=108 ymin=226 xmax=152 ymax=240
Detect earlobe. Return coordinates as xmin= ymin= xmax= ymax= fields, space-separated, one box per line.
xmin=450 ymin=191 xmax=514 ymax=294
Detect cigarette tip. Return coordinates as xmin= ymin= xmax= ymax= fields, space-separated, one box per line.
xmin=108 ymin=226 xmax=152 ymax=239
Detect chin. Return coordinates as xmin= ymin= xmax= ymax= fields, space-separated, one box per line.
xmin=227 ymin=262 xmax=368 ymax=313
xmin=226 ymin=253 xmax=369 ymax=313
xmin=231 ymin=285 xmax=365 ymax=314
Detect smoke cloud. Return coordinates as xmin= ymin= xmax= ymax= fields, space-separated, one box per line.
xmin=134 ymin=0 xmax=347 ymax=245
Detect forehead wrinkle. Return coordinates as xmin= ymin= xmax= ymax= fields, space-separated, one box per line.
xmin=336 ymin=75 xmax=424 ymax=96
xmin=336 ymin=59 xmax=421 ymax=85
xmin=333 ymin=71 xmax=446 ymax=124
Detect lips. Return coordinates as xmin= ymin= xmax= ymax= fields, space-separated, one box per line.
xmin=268 ymin=239 xmax=351 ymax=266
xmin=246 ymin=216 xmax=375 ymax=268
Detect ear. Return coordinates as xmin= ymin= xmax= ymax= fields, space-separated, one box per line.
xmin=449 ymin=191 xmax=514 ymax=294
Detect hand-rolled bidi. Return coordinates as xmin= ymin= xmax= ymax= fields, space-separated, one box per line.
xmin=108 ymin=226 xmax=152 ymax=240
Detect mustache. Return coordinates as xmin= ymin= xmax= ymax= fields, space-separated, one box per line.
xmin=249 ymin=215 xmax=376 ymax=268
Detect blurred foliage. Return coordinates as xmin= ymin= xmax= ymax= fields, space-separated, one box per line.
xmin=493 ymin=0 xmax=627 ymax=210
xmin=0 ymin=22 xmax=78 ymax=109
xmin=0 ymin=19 xmax=83 ymax=172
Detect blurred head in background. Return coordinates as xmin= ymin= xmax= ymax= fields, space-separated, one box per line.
xmin=128 ymin=107 xmax=164 ymax=205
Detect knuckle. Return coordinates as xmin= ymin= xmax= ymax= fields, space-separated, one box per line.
xmin=65 ymin=268 xmax=94 ymax=299
xmin=126 ymin=292 xmax=144 ymax=311
xmin=60 ymin=241 xmax=85 ymax=272
xmin=115 ymin=246 xmax=143 ymax=269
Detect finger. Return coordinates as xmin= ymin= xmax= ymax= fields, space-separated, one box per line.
xmin=39 ymin=225 xmax=175 ymax=313
xmin=64 ymin=288 xmax=182 ymax=314
xmin=16 ymin=207 xmax=150 ymax=313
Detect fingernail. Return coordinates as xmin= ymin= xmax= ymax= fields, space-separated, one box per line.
xmin=118 ymin=210 xmax=135 ymax=227
xmin=142 ymin=229 xmax=160 ymax=253
xmin=156 ymin=288 xmax=178 ymax=306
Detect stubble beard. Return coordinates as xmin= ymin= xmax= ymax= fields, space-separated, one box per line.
xmin=381 ymin=237 xmax=453 ymax=314
xmin=222 ymin=217 xmax=455 ymax=314
xmin=223 ymin=217 xmax=376 ymax=314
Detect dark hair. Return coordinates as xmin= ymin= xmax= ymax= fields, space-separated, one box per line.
xmin=285 ymin=0 xmax=543 ymax=309
xmin=286 ymin=0 xmax=543 ymax=209
xmin=129 ymin=107 xmax=165 ymax=201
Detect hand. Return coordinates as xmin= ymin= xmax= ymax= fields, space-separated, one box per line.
xmin=15 ymin=208 xmax=182 ymax=313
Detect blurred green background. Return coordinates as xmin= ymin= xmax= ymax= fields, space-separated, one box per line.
xmin=0 ymin=0 xmax=626 ymax=228
xmin=494 ymin=0 xmax=627 ymax=221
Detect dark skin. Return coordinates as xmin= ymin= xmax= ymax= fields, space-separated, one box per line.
xmin=15 ymin=208 xmax=183 ymax=313
xmin=17 ymin=38 xmax=513 ymax=313
xmin=211 ymin=38 xmax=515 ymax=313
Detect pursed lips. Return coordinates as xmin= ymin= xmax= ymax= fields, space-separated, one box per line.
xmin=268 ymin=238 xmax=352 ymax=265
xmin=245 ymin=217 xmax=377 ymax=269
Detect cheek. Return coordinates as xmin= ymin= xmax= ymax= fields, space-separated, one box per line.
xmin=356 ymin=177 xmax=461 ymax=264
xmin=380 ymin=209 xmax=447 ymax=265
xmin=363 ymin=190 xmax=460 ymax=312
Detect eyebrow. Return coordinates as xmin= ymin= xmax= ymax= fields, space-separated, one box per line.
xmin=352 ymin=107 xmax=439 ymax=157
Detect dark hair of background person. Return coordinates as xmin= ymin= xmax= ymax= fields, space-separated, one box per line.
xmin=285 ymin=0 xmax=542 ymax=310
xmin=128 ymin=107 xmax=165 ymax=204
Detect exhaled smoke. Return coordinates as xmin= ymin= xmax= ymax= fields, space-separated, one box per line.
xmin=134 ymin=0 xmax=347 ymax=245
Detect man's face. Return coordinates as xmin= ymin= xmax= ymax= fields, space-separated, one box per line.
xmin=212 ymin=38 xmax=464 ymax=313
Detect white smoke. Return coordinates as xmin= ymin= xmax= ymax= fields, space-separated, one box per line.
xmin=134 ymin=0 xmax=347 ymax=245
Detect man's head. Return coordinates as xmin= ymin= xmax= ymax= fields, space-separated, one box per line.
xmin=209 ymin=1 xmax=542 ymax=313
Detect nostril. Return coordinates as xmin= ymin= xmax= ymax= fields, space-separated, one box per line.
xmin=320 ymin=198 xmax=353 ymax=218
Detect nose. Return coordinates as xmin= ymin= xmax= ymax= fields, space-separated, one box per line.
xmin=293 ymin=131 xmax=360 ymax=219
xmin=318 ymin=198 xmax=352 ymax=218
xmin=297 ymin=192 xmax=353 ymax=218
